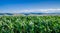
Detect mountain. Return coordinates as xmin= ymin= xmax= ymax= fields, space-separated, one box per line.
xmin=0 ymin=12 xmax=60 ymax=15
xmin=0 ymin=13 xmax=13 ymax=15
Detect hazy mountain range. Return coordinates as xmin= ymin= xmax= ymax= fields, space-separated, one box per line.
xmin=0 ymin=12 xmax=60 ymax=15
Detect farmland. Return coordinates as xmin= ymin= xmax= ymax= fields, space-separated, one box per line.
xmin=0 ymin=16 xmax=60 ymax=33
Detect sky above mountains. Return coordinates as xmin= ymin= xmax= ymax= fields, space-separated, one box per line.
xmin=0 ymin=0 xmax=60 ymax=13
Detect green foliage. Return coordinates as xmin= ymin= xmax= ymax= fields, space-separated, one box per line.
xmin=0 ymin=16 xmax=60 ymax=33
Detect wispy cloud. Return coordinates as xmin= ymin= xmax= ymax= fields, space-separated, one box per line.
xmin=0 ymin=9 xmax=60 ymax=13
xmin=19 ymin=9 xmax=60 ymax=13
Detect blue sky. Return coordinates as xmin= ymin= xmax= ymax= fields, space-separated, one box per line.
xmin=0 ymin=0 xmax=60 ymax=13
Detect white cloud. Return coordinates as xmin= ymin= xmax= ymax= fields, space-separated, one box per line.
xmin=19 ymin=9 xmax=60 ymax=13
xmin=0 ymin=9 xmax=60 ymax=13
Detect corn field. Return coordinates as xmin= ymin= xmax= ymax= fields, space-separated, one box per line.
xmin=0 ymin=16 xmax=60 ymax=33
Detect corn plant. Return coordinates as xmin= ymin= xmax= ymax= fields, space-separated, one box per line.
xmin=0 ymin=16 xmax=60 ymax=33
